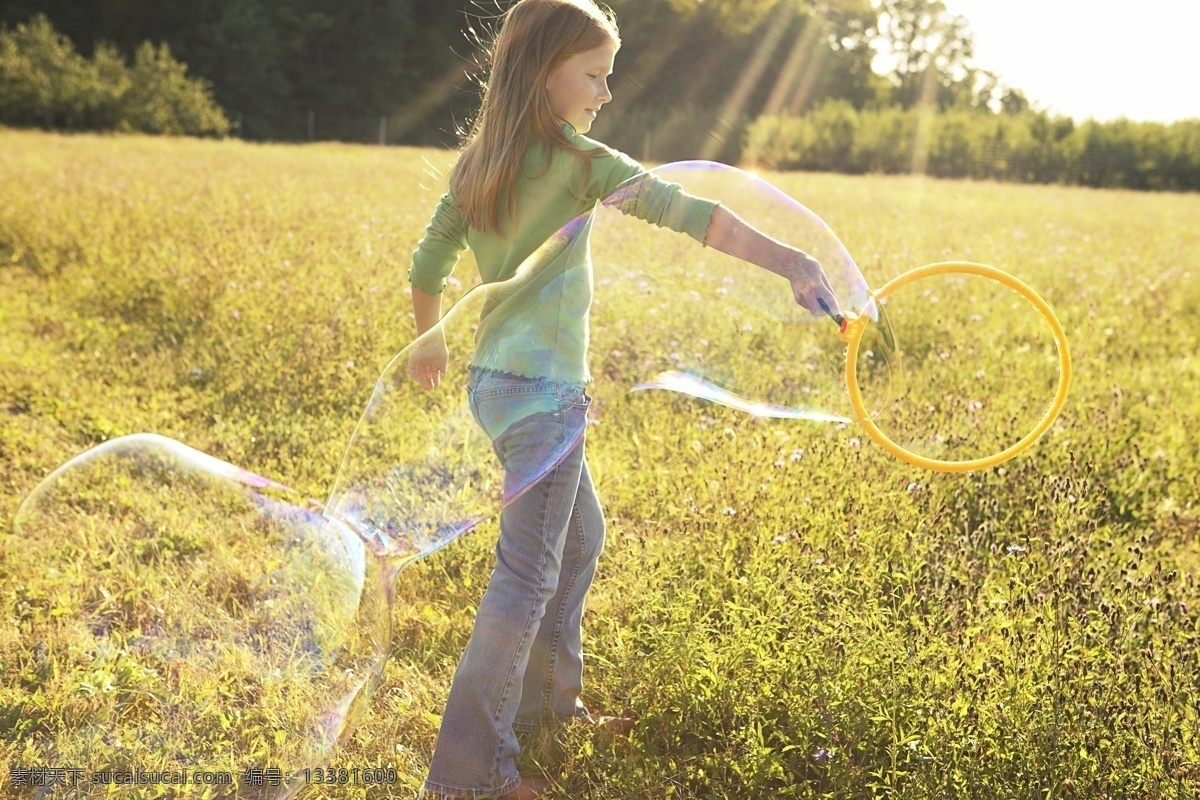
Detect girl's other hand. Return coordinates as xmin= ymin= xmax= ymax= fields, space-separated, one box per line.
xmin=408 ymin=332 xmax=449 ymax=390
xmin=785 ymin=252 xmax=842 ymax=321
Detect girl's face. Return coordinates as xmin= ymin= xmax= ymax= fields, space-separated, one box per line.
xmin=545 ymin=40 xmax=617 ymax=134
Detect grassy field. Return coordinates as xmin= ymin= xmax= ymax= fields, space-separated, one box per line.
xmin=1 ymin=127 xmax=1199 ymax=799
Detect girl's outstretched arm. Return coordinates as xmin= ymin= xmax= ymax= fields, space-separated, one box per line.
xmin=704 ymin=205 xmax=843 ymax=321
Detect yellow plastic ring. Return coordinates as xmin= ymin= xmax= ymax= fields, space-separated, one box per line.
xmin=840 ymin=261 xmax=1071 ymax=473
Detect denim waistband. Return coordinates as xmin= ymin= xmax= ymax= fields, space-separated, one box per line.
xmin=467 ymin=366 xmax=586 ymax=396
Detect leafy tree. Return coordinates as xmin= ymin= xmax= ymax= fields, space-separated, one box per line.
xmin=873 ymin=0 xmax=976 ymax=109
xmin=179 ymin=1 xmax=291 ymax=138
xmin=1000 ymin=87 xmax=1030 ymax=115
xmin=118 ymin=41 xmax=230 ymax=135
xmin=662 ymin=0 xmax=792 ymax=35
xmin=270 ymin=0 xmax=415 ymax=139
xmin=0 ymin=13 xmax=89 ymax=127
xmin=75 ymin=42 xmax=132 ymax=130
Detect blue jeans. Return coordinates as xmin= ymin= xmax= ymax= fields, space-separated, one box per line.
xmin=422 ymin=368 xmax=605 ymax=799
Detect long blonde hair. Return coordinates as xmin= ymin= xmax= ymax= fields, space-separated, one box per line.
xmin=451 ymin=0 xmax=620 ymax=235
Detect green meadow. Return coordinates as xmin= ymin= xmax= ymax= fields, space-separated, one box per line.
xmin=1 ymin=127 xmax=1199 ymax=798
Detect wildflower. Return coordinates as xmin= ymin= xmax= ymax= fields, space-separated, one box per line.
xmin=812 ymin=748 xmax=832 ymax=762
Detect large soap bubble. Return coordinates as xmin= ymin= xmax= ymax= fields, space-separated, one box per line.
xmin=327 ymin=159 xmax=873 ymax=563
xmin=8 ymin=161 xmax=871 ymax=797
xmin=8 ymin=435 xmax=392 ymax=799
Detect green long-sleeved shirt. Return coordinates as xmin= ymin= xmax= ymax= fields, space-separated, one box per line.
xmin=409 ymin=122 xmax=720 ymax=384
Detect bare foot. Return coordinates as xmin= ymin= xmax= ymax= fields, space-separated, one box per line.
xmin=580 ymin=713 xmax=637 ymax=737
xmin=497 ymin=776 xmax=558 ymax=799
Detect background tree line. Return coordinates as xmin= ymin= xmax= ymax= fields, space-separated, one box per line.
xmin=1 ymin=0 xmax=1196 ymax=191
xmin=744 ymin=102 xmax=1200 ymax=191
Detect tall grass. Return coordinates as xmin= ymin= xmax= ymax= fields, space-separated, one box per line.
xmin=1 ymin=128 xmax=1198 ymax=798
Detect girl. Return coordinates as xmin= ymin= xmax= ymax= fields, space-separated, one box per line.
xmin=407 ymin=1 xmax=840 ymax=797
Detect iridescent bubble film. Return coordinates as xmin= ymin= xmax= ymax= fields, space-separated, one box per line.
xmin=590 ymin=160 xmax=872 ymax=424
xmin=9 ymin=435 xmax=392 ymax=799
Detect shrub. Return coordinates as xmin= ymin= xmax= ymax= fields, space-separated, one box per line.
xmin=0 ymin=14 xmax=89 ymax=128
xmin=117 ymin=41 xmax=230 ymax=136
xmin=0 ymin=14 xmax=229 ymax=137
xmin=744 ymin=102 xmax=1200 ymax=191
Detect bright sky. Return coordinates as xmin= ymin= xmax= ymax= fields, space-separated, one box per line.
xmin=933 ymin=0 xmax=1200 ymax=123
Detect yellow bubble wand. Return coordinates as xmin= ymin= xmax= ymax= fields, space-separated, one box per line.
xmin=825 ymin=261 xmax=1072 ymax=473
